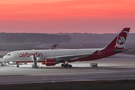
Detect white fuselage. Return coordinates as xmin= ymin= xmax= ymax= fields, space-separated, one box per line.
xmin=3 ymin=48 xmax=103 ymax=63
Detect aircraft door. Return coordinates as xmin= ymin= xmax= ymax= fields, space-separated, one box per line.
xmin=14 ymin=52 xmax=18 ymax=58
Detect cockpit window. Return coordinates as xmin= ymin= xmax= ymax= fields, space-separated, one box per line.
xmin=7 ymin=54 xmax=11 ymax=56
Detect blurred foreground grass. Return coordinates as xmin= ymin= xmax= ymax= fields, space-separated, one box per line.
xmin=0 ymin=80 xmax=135 ymax=90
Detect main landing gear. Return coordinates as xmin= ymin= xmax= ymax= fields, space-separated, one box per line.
xmin=16 ymin=63 xmax=22 ymax=67
xmin=61 ymin=61 xmax=72 ymax=68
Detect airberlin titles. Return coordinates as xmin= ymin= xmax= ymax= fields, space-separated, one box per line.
xmin=19 ymin=52 xmax=43 ymax=57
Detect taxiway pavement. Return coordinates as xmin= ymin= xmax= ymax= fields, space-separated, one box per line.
xmin=0 ymin=53 xmax=135 ymax=84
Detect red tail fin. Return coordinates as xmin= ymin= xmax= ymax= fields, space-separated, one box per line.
xmin=105 ymin=28 xmax=130 ymax=50
xmin=52 ymin=44 xmax=58 ymax=50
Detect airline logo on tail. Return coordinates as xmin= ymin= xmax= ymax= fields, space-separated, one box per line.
xmin=117 ymin=37 xmax=125 ymax=44
xmin=116 ymin=31 xmax=128 ymax=48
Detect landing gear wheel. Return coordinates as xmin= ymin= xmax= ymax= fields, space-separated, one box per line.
xmin=64 ymin=64 xmax=68 ymax=68
xmin=61 ymin=64 xmax=72 ymax=68
xmin=68 ymin=65 xmax=72 ymax=68
xmin=1 ymin=63 xmax=4 ymax=66
xmin=17 ymin=63 xmax=19 ymax=67
xmin=61 ymin=64 xmax=64 ymax=67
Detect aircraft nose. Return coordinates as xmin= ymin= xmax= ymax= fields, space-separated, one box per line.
xmin=3 ymin=55 xmax=7 ymax=62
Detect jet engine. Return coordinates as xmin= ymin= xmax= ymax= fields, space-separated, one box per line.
xmin=45 ymin=59 xmax=56 ymax=66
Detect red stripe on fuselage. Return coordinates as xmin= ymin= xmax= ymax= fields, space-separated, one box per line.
xmin=68 ymin=49 xmax=115 ymax=62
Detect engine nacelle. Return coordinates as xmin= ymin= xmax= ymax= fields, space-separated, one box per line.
xmin=45 ymin=59 xmax=56 ymax=66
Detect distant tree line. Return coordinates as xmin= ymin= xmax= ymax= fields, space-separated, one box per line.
xmin=56 ymin=33 xmax=135 ymax=42
xmin=0 ymin=33 xmax=71 ymax=43
xmin=0 ymin=32 xmax=134 ymax=43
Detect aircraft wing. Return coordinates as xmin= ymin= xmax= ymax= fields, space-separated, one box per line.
xmin=46 ymin=53 xmax=91 ymax=62
xmin=114 ymin=48 xmax=132 ymax=53
xmin=46 ymin=50 xmax=102 ymax=62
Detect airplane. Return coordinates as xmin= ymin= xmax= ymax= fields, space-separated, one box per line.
xmin=51 ymin=44 xmax=58 ymax=50
xmin=3 ymin=28 xmax=130 ymax=68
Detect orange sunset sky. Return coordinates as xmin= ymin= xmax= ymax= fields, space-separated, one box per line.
xmin=0 ymin=0 xmax=135 ymax=33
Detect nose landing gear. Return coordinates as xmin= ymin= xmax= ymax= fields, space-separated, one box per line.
xmin=17 ymin=63 xmax=19 ymax=67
